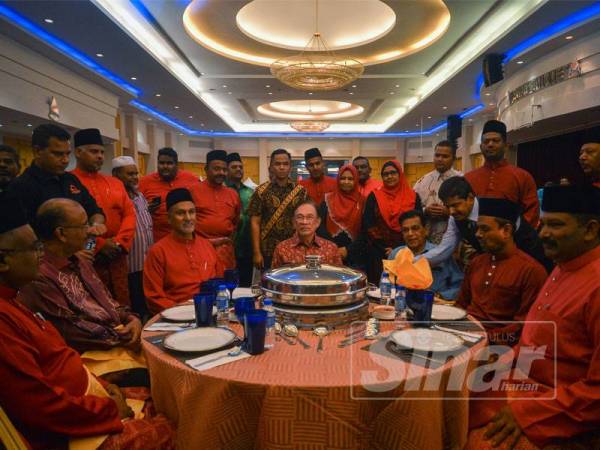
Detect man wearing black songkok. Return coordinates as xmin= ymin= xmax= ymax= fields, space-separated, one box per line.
xmin=299 ymin=147 xmax=336 ymax=205
xmin=189 ymin=150 xmax=240 ymax=270
xmin=225 ymin=152 xmax=254 ymax=286
xmin=456 ymin=197 xmax=547 ymax=346
xmin=144 ymin=188 xmax=223 ymax=314
xmin=470 ymin=185 xmax=600 ymax=450
xmin=465 ymin=119 xmax=540 ymax=228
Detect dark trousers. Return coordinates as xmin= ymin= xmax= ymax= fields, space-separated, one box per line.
xmin=237 ymin=256 xmax=254 ymax=287
xmin=128 ymin=271 xmax=149 ymax=321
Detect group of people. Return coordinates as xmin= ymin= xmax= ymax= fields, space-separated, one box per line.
xmin=0 ymin=117 xmax=598 ymax=449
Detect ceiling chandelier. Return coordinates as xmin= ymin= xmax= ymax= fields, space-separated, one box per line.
xmin=270 ymin=0 xmax=364 ymax=91
xmin=290 ymin=121 xmax=331 ymax=132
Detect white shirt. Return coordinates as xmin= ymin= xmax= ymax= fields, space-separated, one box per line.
xmin=413 ymin=168 xmax=463 ymax=208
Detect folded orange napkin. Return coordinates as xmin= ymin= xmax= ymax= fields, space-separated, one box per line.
xmin=383 ymin=248 xmax=433 ymax=289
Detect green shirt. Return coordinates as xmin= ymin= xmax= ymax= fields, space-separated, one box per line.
xmin=226 ymin=180 xmax=254 ymax=259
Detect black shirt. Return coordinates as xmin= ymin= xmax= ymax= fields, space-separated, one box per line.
xmin=8 ymin=163 xmax=104 ymax=224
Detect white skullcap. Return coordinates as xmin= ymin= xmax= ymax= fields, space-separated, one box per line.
xmin=112 ymin=156 xmax=137 ymax=169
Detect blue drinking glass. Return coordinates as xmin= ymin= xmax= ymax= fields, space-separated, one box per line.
xmin=244 ymin=310 xmax=267 ymax=355
xmin=234 ymin=297 xmax=256 ymax=340
xmin=193 ymin=293 xmax=215 ymax=327
xmin=224 ymin=269 xmax=240 ymax=302
xmin=406 ymin=289 xmax=434 ymax=328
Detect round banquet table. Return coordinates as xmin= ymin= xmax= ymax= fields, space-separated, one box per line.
xmin=142 ymin=314 xmax=487 ymax=450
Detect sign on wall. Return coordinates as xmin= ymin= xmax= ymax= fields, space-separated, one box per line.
xmin=508 ymin=61 xmax=581 ymax=105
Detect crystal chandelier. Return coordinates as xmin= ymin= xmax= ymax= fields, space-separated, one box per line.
xmin=290 ymin=121 xmax=331 ymax=132
xmin=270 ymin=1 xmax=363 ymax=91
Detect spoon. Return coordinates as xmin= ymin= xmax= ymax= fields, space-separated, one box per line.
xmin=313 ymin=326 xmax=329 ymax=352
xmin=274 ymin=322 xmax=296 ymax=345
xmin=283 ymin=324 xmax=311 ymax=349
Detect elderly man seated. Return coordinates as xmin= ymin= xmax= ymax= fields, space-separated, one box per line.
xmin=0 ymin=193 xmax=175 ymax=450
xmin=390 ymin=210 xmax=463 ymax=300
xmin=19 ymin=198 xmax=145 ymax=380
xmin=144 ymin=188 xmax=223 ymax=314
xmin=271 ymin=200 xmax=342 ymax=268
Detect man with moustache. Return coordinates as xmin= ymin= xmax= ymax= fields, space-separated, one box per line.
xmin=248 ymin=148 xmax=307 ymax=270
xmin=225 ymin=152 xmax=254 ymax=286
xmin=352 ymin=156 xmax=383 ymax=199
xmin=466 ymin=120 xmax=540 ymax=227
xmin=579 ymin=128 xmax=600 ymax=187
xmin=299 ymin=147 xmax=337 ymax=205
xmin=71 ymin=129 xmax=136 ymax=307
xmin=0 ymin=144 xmax=20 ymax=192
xmin=190 ymin=150 xmax=240 ymax=270
xmin=456 ymin=198 xmax=547 ymax=345
xmin=112 ymin=156 xmax=154 ymax=318
xmin=144 ymin=188 xmax=223 ymax=314
xmin=468 ymin=185 xmax=600 ymax=450
xmin=139 ymin=147 xmax=199 ymax=242
xmin=8 ymin=124 xmax=106 ymax=235
xmin=413 ymin=140 xmax=462 ymax=243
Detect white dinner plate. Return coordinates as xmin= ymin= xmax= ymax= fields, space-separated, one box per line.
xmin=160 ymin=304 xmax=216 ymax=322
xmin=232 ymin=287 xmax=257 ymax=299
xmin=431 ymin=304 xmax=467 ymax=321
xmin=163 ymin=327 xmax=237 ymax=353
xmin=390 ymin=328 xmax=463 ymax=353
xmin=367 ymin=288 xmax=381 ymax=299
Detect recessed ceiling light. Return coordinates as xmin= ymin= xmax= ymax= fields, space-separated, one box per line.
xmin=200 ymin=72 xmax=205 ymax=75
xmin=130 ymin=76 xmax=137 ymax=80
xmin=26 ymin=124 xmax=32 ymax=127
xmin=188 ymin=115 xmax=193 ymax=119
xmin=349 ymin=92 xmax=354 ymax=95
xmin=395 ymin=84 xmax=400 ymax=88
xmin=96 ymin=53 xmax=104 ymax=58
xmin=210 ymin=129 xmax=214 ymax=132
xmin=200 ymin=123 xmax=205 ymax=126
xmin=489 ymin=102 xmax=495 ymax=106
xmin=308 ymin=92 xmax=313 ymax=95
xmin=565 ymin=35 xmax=573 ymax=40
xmin=468 ymin=118 xmax=473 ymax=122
xmin=485 ymin=92 xmax=491 ymax=96
xmin=427 ymin=116 xmax=432 ymax=119
xmin=416 ymin=123 xmax=419 ymax=126
xmin=268 ymin=92 xmax=273 ymax=95
xmin=0 ymin=124 xmax=3 ymax=127
xmin=404 ymin=130 xmax=409 ymax=132
xmin=228 ymin=92 xmax=232 ymax=94
xmin=179 ymin=133 xmax=183 ymax=136
xmin=442 ymin=106 xmax=447 ymax=110
xmin=155 ymin=93 xmax=161 ymax=97
xmin=174 ymin=106 xmax=179 ymax=109
xmin=516 ymin=60 xmax=524 ymax=64
xmin=265 ymin=84 xmax=271 ymax=88
xmin=351 ymin=85 xmax=357 ymax=88
xmin=222 ymin=85 xmax=227 ymax=88
xmin=44 ymin=18 xmax=54 ymax=24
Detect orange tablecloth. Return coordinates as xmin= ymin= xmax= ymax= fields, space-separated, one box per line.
xmin=142 ymin=318 xmax=487 ymax=450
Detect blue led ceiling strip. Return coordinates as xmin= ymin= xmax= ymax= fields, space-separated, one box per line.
xmin=0 ymin=3 xmax=141 ymax=97
xmin=475 ymin=1 xmax=600 ymax=99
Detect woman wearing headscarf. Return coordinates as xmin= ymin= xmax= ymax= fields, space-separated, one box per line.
xmin=362 ymin=160 xmax=421 ymax=282
xmin=317 ymin=164 xmax=367 ymax=269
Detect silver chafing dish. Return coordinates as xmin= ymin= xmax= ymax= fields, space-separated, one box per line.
xmin=259 ymin=256 xmax=370 ymax=329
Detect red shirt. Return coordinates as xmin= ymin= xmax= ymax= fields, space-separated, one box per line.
xmin=299 ymin=176 xmax=337 ymax=206
xmin=0 ymin=285 xmax=121 ymax=450
xmin=139 ymin=170 xmax=199 ymax=242
xmin=143 ymin=233 xmax=223 ymax=313
xmin=465 ymin=159 xmax=540 ymax=227
xmin=190 ymin=180 xmax=240 ymax=239
xmin=457 ymin=247 xmax=547 ymax=345
xmin=271 ymin=234 xmax=343 ymax=268
xmin=71 ymin=168 xmax=136 ymax=251
xmin=509 ymin=245 xmax=600 ymax=447
xmin=357 ymin=178 xmax=383 ymax=199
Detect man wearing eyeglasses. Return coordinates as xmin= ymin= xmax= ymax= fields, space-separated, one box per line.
xmin=19 ymin=198 xmax=144 ymax=380
xmin=271 ymin=200 xmax=342 ymax=268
